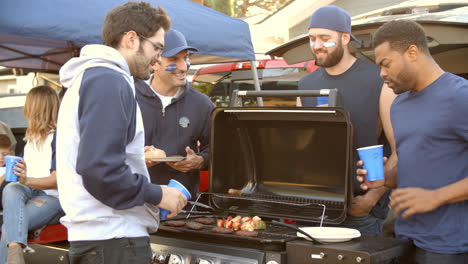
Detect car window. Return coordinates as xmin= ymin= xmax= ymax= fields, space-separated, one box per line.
xmin=193 ymin=67 xmax=310 ymax=107
xmin=0 ymin=95 xmax=27 ymax=128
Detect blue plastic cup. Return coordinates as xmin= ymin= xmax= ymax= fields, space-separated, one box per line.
xmin=5 ymin=156 xmax=23 ymax=182
xmin=160 ymin=179 xmax=191 ymax=220
xmin=316 ymin=96 xmax=329 ymax=106
xmin=357 ymin=145 xmax=384 ymax=181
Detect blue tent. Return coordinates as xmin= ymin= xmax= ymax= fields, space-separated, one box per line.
xmin=0 ymin=0 xmax=256 ymax=72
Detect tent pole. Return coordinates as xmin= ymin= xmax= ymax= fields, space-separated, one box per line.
xmin=250 ymin=60 xmax=263 ymax=106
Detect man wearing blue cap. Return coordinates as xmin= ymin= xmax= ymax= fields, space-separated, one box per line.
xmin=297 ymin=5 xmax=397 ymax=236
xmin=135 ymin=30 xmax=214 ymax=199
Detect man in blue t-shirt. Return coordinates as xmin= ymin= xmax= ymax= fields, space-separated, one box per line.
xmin=359 ymin=20 xmax=468 ymax=263
xmin=298 ymin=5 xmax=397 ymax=236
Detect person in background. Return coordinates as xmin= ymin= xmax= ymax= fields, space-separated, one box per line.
xmin=0 ymin=122 xmax=17 ymax=154
xmin=358 ymin=20 xmax=468 ymax=264
xmin=297 ymin=5 xmax=397 ymax=236
xmin=0 ymin=86 xmax=64 ymax=264
xmin=0 ymin=134 xmax=14 ymax=208
xmin=57 ymin=2 xmax=187 ymax=263
xmin=135 ymin=29 xmax=214 ymax=198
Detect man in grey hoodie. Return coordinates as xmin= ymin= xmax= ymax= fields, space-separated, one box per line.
xmin=57 ymin=2 xmax=187 ymax=263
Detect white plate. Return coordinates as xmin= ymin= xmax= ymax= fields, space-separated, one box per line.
xmin=146 ymin=156 xmax=185 ymax=162
xmin=297 ymin=227 xmax=361 ymax=243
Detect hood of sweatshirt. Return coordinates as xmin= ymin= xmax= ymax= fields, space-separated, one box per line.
xmin=60 ymin=44 xmax=132 ymax=90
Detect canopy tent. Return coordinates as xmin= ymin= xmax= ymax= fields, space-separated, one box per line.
xmin=0 ymin=0 xmax=256 ymax=72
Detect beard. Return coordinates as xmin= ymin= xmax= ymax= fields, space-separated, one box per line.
xmin=132 ymin=45 xmax=153 ymax=80
xmin=385 ymin=63 xmax=415 ymax=94
xmin=313 ymin=40 xmax=344 ymax=68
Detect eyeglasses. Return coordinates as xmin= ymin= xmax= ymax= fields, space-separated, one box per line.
xmin=310 ymin=41 xmax=336 ymax=48
xmin=139 ymin=35 xmax=164 ymax=58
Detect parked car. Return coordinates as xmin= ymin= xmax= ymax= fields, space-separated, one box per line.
xmin=0 ymin=94 xmax=27 ymax=155
xmin=267 ymin=1 xmax=468 ymax=79
xmin=192 ymin=59 xmax=318 ymax=106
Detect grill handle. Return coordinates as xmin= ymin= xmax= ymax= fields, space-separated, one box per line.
xmin=272 ymin=220 xmax=318 ymax=243
xmin=229 ymin=89 xmax=341 ymax=107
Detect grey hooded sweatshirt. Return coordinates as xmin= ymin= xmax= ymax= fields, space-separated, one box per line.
xmin=57 ymin=44 xmax=162 ymax=241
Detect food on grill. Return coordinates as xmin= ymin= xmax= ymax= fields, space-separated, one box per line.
xmin=216 ymin=215 xmax=266 ymax=231
xmin=195 ymin=217 xmax=215 ymax=225
xmin=164 ymin=220 xmax=186 ymax=227
xmin=185 ymin=221 xmax=204 ymax=230
xmin=212 ymin=226 xmax=235 ymax=234
xmin=228 ymin=188 xmax=241 ymax=196
xmin=145 ymin=147 xmax=166 ymax=158
xmin=235 ymin=230 xmax=258 ymax=237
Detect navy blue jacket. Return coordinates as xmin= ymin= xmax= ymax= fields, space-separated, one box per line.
xmin=135 ymin=79 xmax=214 ymax=197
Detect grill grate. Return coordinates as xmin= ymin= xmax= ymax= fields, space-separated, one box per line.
xmin=193 ymin=192 xmax=345 ymax=226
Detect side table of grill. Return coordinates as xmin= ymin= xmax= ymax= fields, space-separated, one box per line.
xmin=287 ymin=236 xmax=411 ymax=264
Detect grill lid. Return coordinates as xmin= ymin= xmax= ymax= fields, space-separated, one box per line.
xmin=208 ymin=107 xmax=353 ymax=225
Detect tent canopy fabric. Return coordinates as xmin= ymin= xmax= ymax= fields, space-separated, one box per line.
xmin=0 ymin=0 xmax=255 ymax=72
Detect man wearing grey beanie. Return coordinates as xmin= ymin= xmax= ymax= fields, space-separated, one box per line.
xmin=297 ymin=5 xmax=397 ymax=236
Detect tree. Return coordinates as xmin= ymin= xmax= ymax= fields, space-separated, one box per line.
xmin=205 ymin=0 xmax=289 ymax=18
xmin=204 ymin=0 xmax=236 ymax=17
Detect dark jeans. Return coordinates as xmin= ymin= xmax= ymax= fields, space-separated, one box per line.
xmin=340 ymin=214 xmax=384 ymax=236
xmin=399 ymin=245 xmax=468 ymax=264
xmin=68 ymin=237 xmax=152 ymax=264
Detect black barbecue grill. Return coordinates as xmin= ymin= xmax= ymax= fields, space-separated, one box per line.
xmin=150 ymin=90 xmax=408 ymax=264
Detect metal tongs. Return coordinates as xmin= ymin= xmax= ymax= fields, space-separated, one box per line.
xmin=185 ymin=194 xmax=214 ymax=219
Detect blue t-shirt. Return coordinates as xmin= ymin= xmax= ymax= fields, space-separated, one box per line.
xmin=391 ymin=72 xmax=468 ymax=254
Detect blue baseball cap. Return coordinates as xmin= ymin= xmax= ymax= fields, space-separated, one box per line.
xmin=308 ymin=5 xmax=361 ymax=44
xmin=162 ymin=29 xmax=198 ymax=57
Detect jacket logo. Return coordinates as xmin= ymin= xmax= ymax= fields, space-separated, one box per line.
xmin=179 ymin=116 xmax=190 ymax=128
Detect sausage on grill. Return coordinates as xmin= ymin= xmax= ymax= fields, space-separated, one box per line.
xmin=164 ymin=220 xmax=186 ymax=227
xmin=235 ymin=230 xmax=258 ymax=237
xmin=195 ymin=218 xmax=215 ymax=225
xmin=185 ymin=221 xmax=205 ymax=230
xmin=212 ymin=227 xmax=234 ymax=234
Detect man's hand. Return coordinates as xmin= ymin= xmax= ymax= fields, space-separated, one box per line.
xmin=158 ymin=186 xmax=188 ymax=218
xmin=356 ymin=158 xmax=386 ymax=190
xmin=348 ymin=192 xmax=376 ymax=217
xmin=166 ymin=146 xmax=204 ymax=173
xmin=390 ymin=187 xmax=442 ymax=219
xmin=144 ymin=146 xmax=160 ymax=168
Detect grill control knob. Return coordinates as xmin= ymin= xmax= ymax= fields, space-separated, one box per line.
xmin=196 ymin=259 xmax=213 ymax=264
xmin=168 ymin=254 xmax=184 ymax=264
xmin=319 ymin=252 xmax=326 ymax=259
xmin=337 ymin=255 xmax=344 ymax=261
xmin=356 ymin=256 xmax=364 ymax=263
xmin=152 ymin=254 xmax=168 ymax=264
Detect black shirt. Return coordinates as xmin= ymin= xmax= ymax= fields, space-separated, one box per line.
xmin=299 ymin=58 xmax=389 ymax=219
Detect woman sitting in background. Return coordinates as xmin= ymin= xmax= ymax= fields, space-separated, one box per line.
xmin=0 ymin=86 xmax=64 ymax=264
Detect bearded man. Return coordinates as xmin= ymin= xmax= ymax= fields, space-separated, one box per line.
xmin=57 ymin=3 xmax=187 ymax=262
xmin=297 ymin=5 xmax=397 ymax=237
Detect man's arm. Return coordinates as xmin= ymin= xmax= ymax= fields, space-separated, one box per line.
xmin=76 ymin=70 xmax=162 ymax=210
xmin=379 ymin=84 xmax=398 ymax=188
xmin=195 ymin=100 xmax=214 ymax=169
xmin=390 ymin=177 xmax=468 ymax=219
xmin=168 ymin=98 xmax=214 ymax=172
xmin=296 ymin=97 xmax=302 ymax=107
xmin=358 ymin=84 xmax=398 ymax=190
xmin=348 ymin=84 xmax=396 ymax=216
